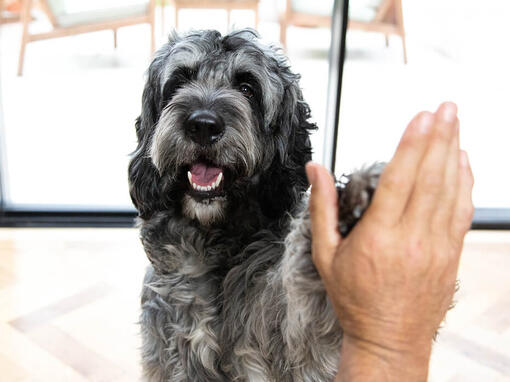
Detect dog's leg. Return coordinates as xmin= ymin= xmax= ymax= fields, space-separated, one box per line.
xmin=140 ymin=266 xmax=175 ymax=382
xmin=280 ymin=163 xmax=385 ymax=381
xmin=140 ymin=263 xmax=224 ymax=382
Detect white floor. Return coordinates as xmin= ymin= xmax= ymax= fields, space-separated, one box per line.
xmin=0 ymin=0 xmax=509 ymax=209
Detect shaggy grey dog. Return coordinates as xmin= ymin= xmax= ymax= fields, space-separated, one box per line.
xmin=128 ymin=29 xmax=384 ymax=381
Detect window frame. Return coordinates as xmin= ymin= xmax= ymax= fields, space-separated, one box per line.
xmin=0 ymin=0 xmax=506 ymax=229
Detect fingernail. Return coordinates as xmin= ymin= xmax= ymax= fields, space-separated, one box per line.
xmin=460 ymin=151 xmax=469 ymax=167
xmin=417 ymin=112 xmax=434 ymax=134
xmin=305 ymin=163 xmax=317 ymax=184
xmin=439 ymin=102 xmax=458 ymax=123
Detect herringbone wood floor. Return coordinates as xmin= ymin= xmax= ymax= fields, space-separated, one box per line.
xmin=1 ymin=228 xmax=509 ymax=381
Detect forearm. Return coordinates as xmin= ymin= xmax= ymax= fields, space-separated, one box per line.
xmin=335 ymin=335 xmax=432 ymax=382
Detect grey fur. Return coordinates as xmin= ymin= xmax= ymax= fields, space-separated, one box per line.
xmin=138 ymin=163 xmax=384 ymax=382
xmin=131 ymin=29 xmax=385 ymax=381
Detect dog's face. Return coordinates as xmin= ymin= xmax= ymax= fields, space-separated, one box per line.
xmin=129 ymin=29 xmax=316 ymax=225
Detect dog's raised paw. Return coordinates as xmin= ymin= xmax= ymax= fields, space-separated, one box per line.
xmin=336 ymin=162 xmax=386 ymax=236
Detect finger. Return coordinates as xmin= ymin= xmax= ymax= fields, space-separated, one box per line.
xmin=432 ymin=118 xmax=460 ymax=228
xmin=405 ymin=102 xmax=458 ymax=227
xmin=367 ymin=111 xmax=434 ymax=225
xmin=306 ymin=162 xmax=341 ymax=269
xmin=451 ymin=151 xmax=474 ymax=240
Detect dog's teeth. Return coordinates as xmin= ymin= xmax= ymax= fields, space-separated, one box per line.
xmin=216 ymin=172 xmax=223 ymax=187
xmin=191 ymin=173 xmax=222 ymax=192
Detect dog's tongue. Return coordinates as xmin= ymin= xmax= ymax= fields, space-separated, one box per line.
xmin=191 ymin=163 xmax=222 ymax=185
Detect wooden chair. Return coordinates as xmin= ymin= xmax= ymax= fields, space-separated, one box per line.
xmin=173 ymin=0 xmax=259 ymax=31
xmin=17 ymin=0 xmax=156 ymax=76
xmin=280 ymin=0 xmax=407 ymax=64
xmin=349 ymin=0 xmax=407 ymax=63
xmin=279 ymin=0 xmax=331 ymax=50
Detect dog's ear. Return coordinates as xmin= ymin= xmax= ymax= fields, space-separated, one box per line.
xmin=273 ymin=66 xmax=316 ymax=179
xmin=271 ymin=60 xmax=316 ymax=164
xmin=128 ymin=44 xmax=174 ymax=219
xmin=258 ymin=65 xmax=317 ymax=218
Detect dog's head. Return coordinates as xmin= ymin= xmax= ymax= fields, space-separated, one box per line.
xmin=129 ymin=29 xmax=316 ymax=225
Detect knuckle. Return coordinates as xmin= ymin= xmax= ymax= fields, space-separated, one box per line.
xmin=380 ymin=170 xmax=402 ymax=191
xmin=435 ymin=121 xmax=455 ymax=140
xmin=360 ymin=230 xmax=388 ymax=256
xmin=406 ymin=236 xmax=426 ymax=258
xmin=420 ymin=174 xmax=443 ymax=192
xmin=416 ymin=111 xmax=433 ymax=123
xmin=460 ymin=203 xmax=475 ymax=224
xmin=467 ymin=172 xmax=475 ymax=187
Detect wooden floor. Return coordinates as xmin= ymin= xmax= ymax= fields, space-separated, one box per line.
xmin=1 ymin=228 xmax=509 ymax=381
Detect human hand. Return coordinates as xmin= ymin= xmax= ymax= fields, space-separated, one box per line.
xmin=306 ymin=102 xmax=474 ymax=380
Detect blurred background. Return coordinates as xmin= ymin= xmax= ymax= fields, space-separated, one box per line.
xmin=1 ymin=0 xmax=509 ymax=381
xmin=0 ymin=0 xmax=509 ymax=210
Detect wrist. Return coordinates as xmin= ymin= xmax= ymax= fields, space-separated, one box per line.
xmin=335 ymin=334 xmax=432 ymax=382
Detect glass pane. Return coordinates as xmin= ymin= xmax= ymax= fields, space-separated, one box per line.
xmin=336 ymin=0 xmax=510 ymax=208
xmin=0 ymin=0 xmax=334 ymax=210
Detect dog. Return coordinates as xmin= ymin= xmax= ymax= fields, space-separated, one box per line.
xmin=128 ymin=29 xmax=383 ymax=381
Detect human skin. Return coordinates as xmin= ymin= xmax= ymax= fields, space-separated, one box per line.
xmin=306 ymin=102 xmax=474 ymax=381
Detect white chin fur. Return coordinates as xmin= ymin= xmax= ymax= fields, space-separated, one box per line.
xmin=182 ymin=195 xmax=226 ymax=225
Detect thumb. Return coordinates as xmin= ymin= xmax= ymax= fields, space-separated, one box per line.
xmin=305 ymin=162 xmax=341 ymax=268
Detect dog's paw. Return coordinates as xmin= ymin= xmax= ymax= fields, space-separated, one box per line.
xmin=336 ymin=162 xmax=386 ymax=237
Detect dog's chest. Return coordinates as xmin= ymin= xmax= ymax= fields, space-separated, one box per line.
xmin=144 ymin=238 xmax=279 ymax=381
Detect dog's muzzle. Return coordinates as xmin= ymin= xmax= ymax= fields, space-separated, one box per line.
xmin=183 ymin=110 xmax=227 ymax=198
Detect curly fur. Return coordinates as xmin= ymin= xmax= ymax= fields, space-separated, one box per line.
xmin=128 ymin=29 xmax=384 ymax=381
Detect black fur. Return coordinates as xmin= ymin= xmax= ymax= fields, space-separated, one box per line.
xmin=128 ymin=29 xmax=382 ymax=381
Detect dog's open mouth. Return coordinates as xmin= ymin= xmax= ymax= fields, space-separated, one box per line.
xmin=186 ymin=162 xmax=225 ymax=198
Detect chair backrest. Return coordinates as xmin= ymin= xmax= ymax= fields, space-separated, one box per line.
xmin=45 ymin=0 xmax=147 ymax=17
xmin=44 ymin=0 xmax=66 ymax=18
xmin=348 ymin=0 xmax=385 ymax=22
xmin=43 ymin=0 xmax=150 ymax=28
xmin=289 ymin=0 xmax=384 ymax=20
xmin=290 ymin=0 xmax=333 ymax=17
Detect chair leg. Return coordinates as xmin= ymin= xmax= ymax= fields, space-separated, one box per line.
xmin=394 ymin=0 xmax=407 ymax=63
xmin=17 ymin=0 xmax=32 ymax=76
xmin=385 ymin=34 xmax=389 ymax=47
xmin=254 ymin=6 xmax=259 ymax=30
xmin=113 ymin=28 xmax=117 ymax=48
xmin=401 ymin=33 xmax=407 ymax=64
xmin=174 ymin=7 xmax=179 ymax=31
xmin=227 ymin=9 xmax=231 ymax=31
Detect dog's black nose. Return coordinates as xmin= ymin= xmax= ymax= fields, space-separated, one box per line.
xmin=185 ymin=110 xmax=225 ymax=146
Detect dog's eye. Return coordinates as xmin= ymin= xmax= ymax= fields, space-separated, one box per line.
xmin=239 ymin=84 xmax=253 ymax=98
